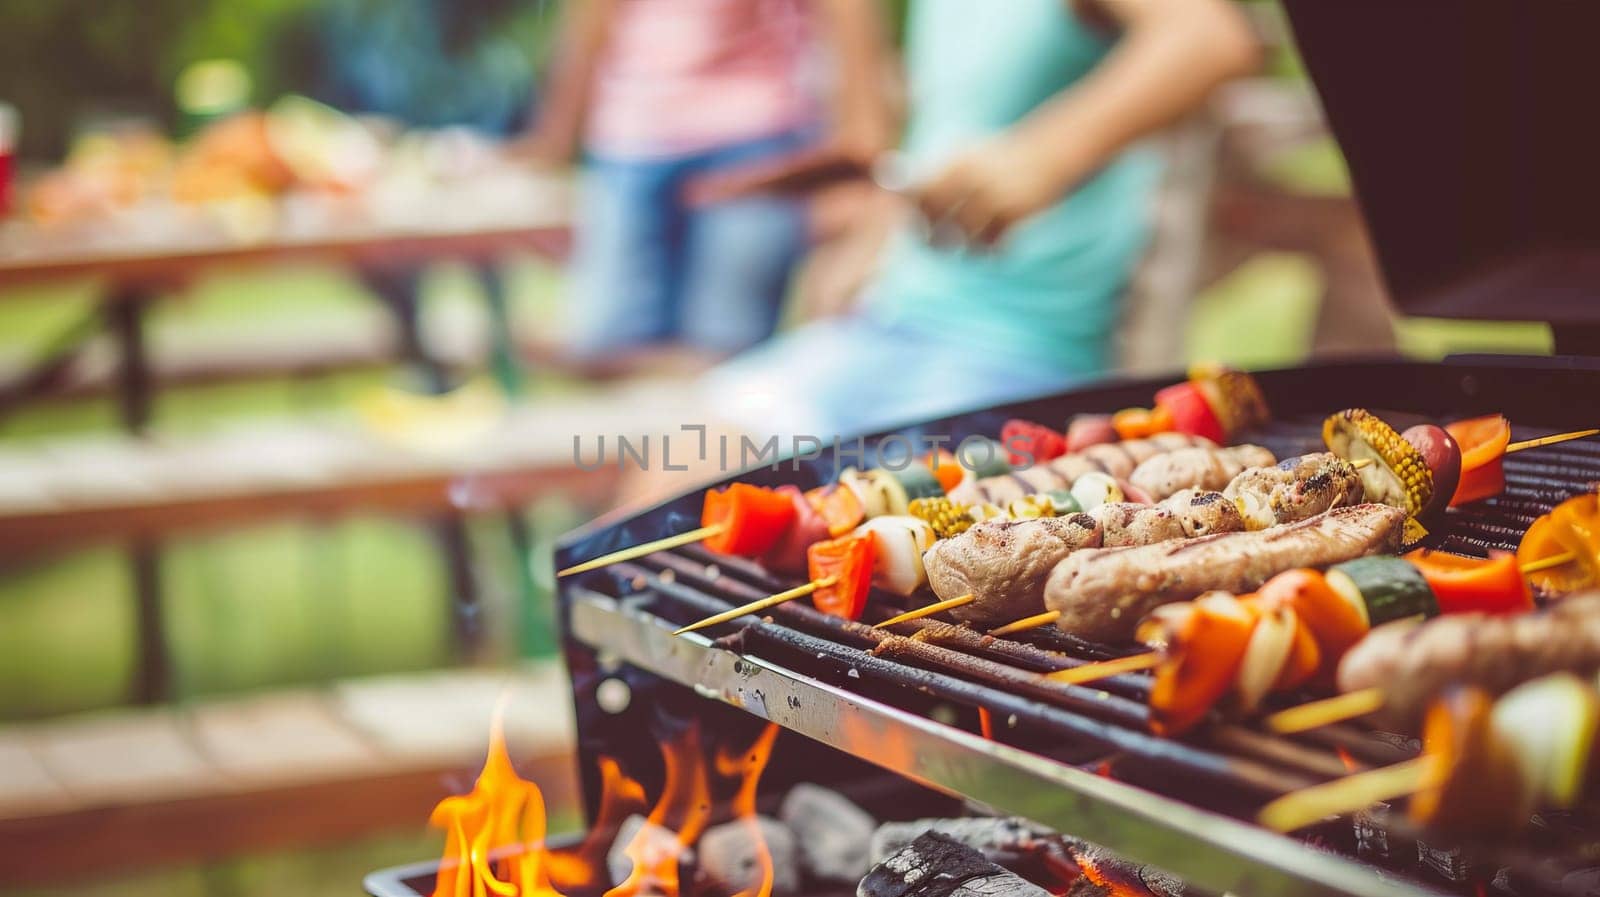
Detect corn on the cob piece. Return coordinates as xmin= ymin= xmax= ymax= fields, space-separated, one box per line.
xmin=1323 ymin=408 xmax=1434 ymax=521
xmin=908 ymin=497 xmax=975 ymax=540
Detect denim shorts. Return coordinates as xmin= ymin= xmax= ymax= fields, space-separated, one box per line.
xmin=566 ymin=129 xmax=814 ymax=357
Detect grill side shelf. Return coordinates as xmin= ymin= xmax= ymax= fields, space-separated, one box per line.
xmin=567 ymin=589 xmax=1441 ymax=897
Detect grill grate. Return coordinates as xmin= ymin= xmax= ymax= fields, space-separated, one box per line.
xmin=542 ymin=359 xmax=1600 ymax=897
xmin=562 ymin=427 xmax=1598 ymax=895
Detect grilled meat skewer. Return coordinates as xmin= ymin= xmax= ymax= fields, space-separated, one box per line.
xmin=1044 ymin=503 xmax=1408 ymax=642
xmin=925 ymin=453 xmax=1364 ymax=627
xmin=949 ymin=433 xmax=1233 ymax=506
xmin=1130 ymin=444 xmax=1278 ymax=500
xmin=1337 ymin=592 xmax=1600 ymax=731
xmin=927 ymin=489 xmax=1246 ymax=627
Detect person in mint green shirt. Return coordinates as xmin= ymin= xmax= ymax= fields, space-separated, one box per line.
xmin=706 ymin=0 xmax=1260 ymax=438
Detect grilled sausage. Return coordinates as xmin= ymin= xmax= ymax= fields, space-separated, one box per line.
xmin=1337 ymin=592 xmax=1600 ymax=731
xmin=1129 ymin=445 xmax=1278 ymax=500
xmin=926 ymin=514 xmax=1102 ymax=627
xmin=925 ymin=491 xmax=1246 ymax=625
xmin=1044 ymin=503 xmax=1408 ymax=642
xmin=948 ymin=433 xmax=1214 ymax=506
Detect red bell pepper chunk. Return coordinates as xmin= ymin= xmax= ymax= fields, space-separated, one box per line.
xmin=1154 ymin=381 xmax=1227 ymax=444
xmin=806 ymin=534 xmax=875 ymax=621
xmin=701 ymin=483 xmax=797 ymax=558
xmin=1403 ymin=549 xmax=1534 ymax=615
xmin=999 ymin=419 xmax=1068 ymax=465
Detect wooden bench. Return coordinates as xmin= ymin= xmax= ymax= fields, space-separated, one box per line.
xmin=0 ymin=666 xmax=580 ymax=889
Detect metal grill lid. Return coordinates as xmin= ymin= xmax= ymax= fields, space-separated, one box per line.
xmin=1279 ymin=0 xmax=1600 ymax=326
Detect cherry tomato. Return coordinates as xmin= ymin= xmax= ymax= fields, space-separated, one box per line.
xmin=1000 ymin=419 xmax=1068 ymax=465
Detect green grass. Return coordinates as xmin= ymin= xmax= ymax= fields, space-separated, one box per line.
xmin=0 ymin=258 xmax=581 ymax=718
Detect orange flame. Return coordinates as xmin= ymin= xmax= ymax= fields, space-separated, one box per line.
xmin=432 ymin=713 xmax=782 ymax=897
xmin=604 ymin=725 xmax=713 ymax=897
xmin=429 ymin=709 xmax=563 ymax=897
xmin=547 ymin=757 xmax=649 ymax=891
xmin=717 ymin=723 xmax=781 ymax=897
xmin=1336 ymin=746 xmax=1359 ymax=773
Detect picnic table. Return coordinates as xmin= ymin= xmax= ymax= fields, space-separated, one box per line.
xmin=0 ymin=176 xmax=580 ymax=706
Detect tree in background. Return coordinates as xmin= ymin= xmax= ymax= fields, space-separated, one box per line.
xmin=0 ymin=0 xmax=560 ymax=158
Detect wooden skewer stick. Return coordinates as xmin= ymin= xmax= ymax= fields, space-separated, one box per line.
xmin=1261 ymin=548 xmax=1577 ymax=732
xmin=558 ymin=523 xmax=727 ymax=578
xmin=987 ymin=610 xmax=1062 ymax=637
xmin=1045 ymin=651 xmax=1163 ymax=685
xmin=1257 ymin=755 xmax=1447 ymax=833
xmin=873 ymin=594 xmax=975 ymax=629
xmin=1263 ymin=687 xmax=1387 ymax=734
xmin=1520 ymin=550 xmax=1578 ymax=574
xmin=1505 ymin=429 xmax=1600 ymax=453
xmin=673 ymin=576 xmax=837 ymax=636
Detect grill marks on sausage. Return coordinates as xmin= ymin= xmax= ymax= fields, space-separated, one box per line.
xmin=1337 ymin=592 xmax=1600 ymax=731
xmin=1042 ymin=504 xmax=1408 ymax=642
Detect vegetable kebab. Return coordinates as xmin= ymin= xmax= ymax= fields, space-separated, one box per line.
xmin=922 ymin=451 xmax=1372 ymax=632
xmin=1061 ymin=550 xmax=1536 ymax=736
xmin=1445 ymin=414 xmax=1597 ymax=506
xmin=1273 ymin=586 xmax=1600 ymax=736
xmin=1259 ymin=668 xmax=1600 ymax=837
xmin=558 ymin=430 xmax=1227 ymax=580
xmin=561 ymin=367 xmax=1273 ymax=578
xmin=685 ymin=446 xmax=1283 ymax=637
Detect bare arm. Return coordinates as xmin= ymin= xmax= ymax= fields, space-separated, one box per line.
xmin=916 ymin=0 xmax=1261 ymax=245
xmin=521 ymin=0 xmax=620 ymax=163
xmin=814 ymin=0 xmax=899 ymax=159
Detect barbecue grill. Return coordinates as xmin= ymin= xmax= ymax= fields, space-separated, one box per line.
xmin=367 ymin=4 xmax=1600 ymax=896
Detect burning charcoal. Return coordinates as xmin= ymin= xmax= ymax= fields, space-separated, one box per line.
xmin=1058 ymin=837 xmax=1203 ymax=897
xmin=870 ymin=817 xmax=1049 ymax=867
xmin=779 ymin=783 xmax=877 ymax=883
xmin=858 ymin=832 xmax=1051 ymax=897
xmin=697 ymin=816 xmax=800 ymax=897
xmin=608 ymin=814 xmax=690 ymax=891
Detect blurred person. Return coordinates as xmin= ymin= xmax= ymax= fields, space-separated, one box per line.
xmin=703 ymin=0 xmax=1261 ymax=440
xmin=522 ymin=0 xmax=893 ymax=363
xmin=289 ymin=0 xmax=537 ymax=136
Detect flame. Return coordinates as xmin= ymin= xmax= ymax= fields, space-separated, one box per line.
xmin=718 ymin=724 xmax=781 ymax=897
xmin=1336 ymin=747 xmax=1359 ymax=773
xmin=547 ymin=757 xmax=649 ymax=891
xmin=605 ymin=723 xmax=781 ymax=897
xmin=978 ymin=708 xmax=994 ymax=741
xmin=604 ymin=726 xmax=714 ymax=897
xmin=431 ymin=712 xmax=782 ymax=897
xmin=429 ymin=708 xmax=563 ymax=897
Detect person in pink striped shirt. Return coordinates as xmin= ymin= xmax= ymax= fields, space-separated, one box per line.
xmin=522 ymin=0 xmax=891 ymax=362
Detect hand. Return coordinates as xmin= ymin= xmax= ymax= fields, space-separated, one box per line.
xmin=506 ymin=125 xmax=579 ymax=169
xmin=794 ymin=184 xmax=903 ymax=320
xmin=910 ymin=134 xmax=1075 ymax=248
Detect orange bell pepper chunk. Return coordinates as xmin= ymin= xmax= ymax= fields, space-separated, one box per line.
xmin=1519 ymin=495 xmax=1600 ymax=594
xmin=1145 ymin=593 xmax=1257 ymax=735
xmin=1445 ymin=414 xmax=1511 ymax=505
xmin=1404 ymin=548 xmax=1533 ymax=615
xmin=1258 ymin=569 xmax=1368 ymax=682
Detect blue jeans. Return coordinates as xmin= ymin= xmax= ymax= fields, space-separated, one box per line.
xmin=568 ymin=130 xmax=812 ymax=357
